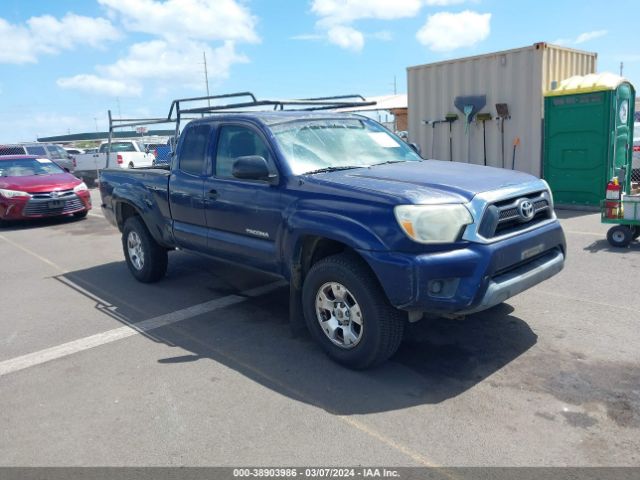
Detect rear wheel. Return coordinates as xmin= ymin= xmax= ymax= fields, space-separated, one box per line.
xmin=607 ymin=225 xmax=633 ymax=248
xmin=128 ymin=162 xmax=134 ymax=169
xmin=633 ymin=226 xmax=640 ymax=240
xmin=302 ymin=253 xmax=405 ymax=369
xmin=122 ymin=216 xmax=168 ymax=282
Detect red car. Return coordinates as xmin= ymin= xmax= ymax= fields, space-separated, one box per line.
xmin=0 ymin=155 xmax=91 ymax=224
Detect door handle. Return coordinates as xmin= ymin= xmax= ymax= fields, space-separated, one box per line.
xmin=208 ymin=189 xmax=218 ymax=200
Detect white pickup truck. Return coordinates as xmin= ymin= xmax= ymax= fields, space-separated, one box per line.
xmin=74 ymin=140 xmax=155 ymax=185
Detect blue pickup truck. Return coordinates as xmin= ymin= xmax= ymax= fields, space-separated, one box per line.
xmin=100 ymin=110 xmax=565 ymax=368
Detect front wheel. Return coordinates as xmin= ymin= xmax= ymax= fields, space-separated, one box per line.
xmin=633 ymin=226 xmax=640 ymax=240
xmin=122 ymin=216 xmax=168 ymax=282
xmin=607 ymin=225 xmax=633 ymax=248
xmin=302 ymin=253 xmax=405 ymax=369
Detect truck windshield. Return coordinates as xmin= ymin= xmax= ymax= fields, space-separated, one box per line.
xmin=271 ymin=119 xmax=421 ymax=175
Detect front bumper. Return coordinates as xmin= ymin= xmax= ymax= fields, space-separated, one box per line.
xmin=358 ymin=220 xmax=566 ymax=315
xmin=0 ymin=191 xmax=91 ymax=220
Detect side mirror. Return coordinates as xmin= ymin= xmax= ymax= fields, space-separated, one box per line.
xmin=232 ymin=156 xmax=273 ymax=181
xmin=409 ymin=143 xmax=422 ymax=156
xmin=63 ymin=167 xmax=70 ymax=173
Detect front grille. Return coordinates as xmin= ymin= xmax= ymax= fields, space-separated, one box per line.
xmin=23 ymin=192 xmax=85 ymax=217
xmin=479 ymin=191 xmax=552 ymax=239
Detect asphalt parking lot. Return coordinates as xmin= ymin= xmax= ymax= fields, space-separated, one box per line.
xmin=0 ymin=189 xmax=638 ymax=467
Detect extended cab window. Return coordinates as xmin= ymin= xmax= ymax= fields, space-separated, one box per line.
xmin=215 ymin=126 xmax=273 ymax=179
xmin=180 ymin=124 xmax=211 ymax=175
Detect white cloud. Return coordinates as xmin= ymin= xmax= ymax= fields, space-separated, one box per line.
xmin=416 ymin=10 xmax=490 ymax=52
xmin=58 ymin=0 xmax=257 ymax=97
xmin=308 ymin=0 xmax=471 ymax=51
xmin=424 ymin=0 xmax=467 ymax=5
xmin=58 ymin=39 xmax=247 ymax=97
xmin=57 ymin=75 xmax=141 ymax=97
xmin=554 ymin=30 xmax=607 ymax=46
xmin=98 ymin=0 xmax=259 ymax=43
xmin=326 ymin=25 xmax=365 ymax=51
xmin=0 ymin=14 xmax=120 ymax=64
xmin=290 ymin=33 xmax=324 ymax=41
xmin=311 ymin=0 xmax=424 ymax=26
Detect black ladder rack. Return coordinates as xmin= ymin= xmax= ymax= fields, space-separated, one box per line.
xmin=106 ymin=92 xmax=376 ymax=167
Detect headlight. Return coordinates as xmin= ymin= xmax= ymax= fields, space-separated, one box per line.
xmin=73 ymin=182 xmax=88 ymax=193
xmin=0 ymin=188 xmax=31 ymax=199
xmin=540 ymin=180 xmax=554 ymax=207
xmin=394 ymin=204 xmax=473 ymax=244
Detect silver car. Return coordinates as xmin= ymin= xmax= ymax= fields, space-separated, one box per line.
xmin=0 ymin=143 xmax=75 ymax=173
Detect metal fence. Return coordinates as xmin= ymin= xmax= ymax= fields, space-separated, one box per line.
xmin=0 ymin=146 xmax=27 ymax=155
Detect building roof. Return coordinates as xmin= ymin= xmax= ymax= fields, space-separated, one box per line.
xmin=37 ymin=129 xmax=176 ymax=143
xmin=334 ymin=94 xmax=407 ymax=112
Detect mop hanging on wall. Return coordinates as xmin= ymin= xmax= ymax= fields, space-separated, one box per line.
xmin=454 ymin=95 xmax=486 ymax=163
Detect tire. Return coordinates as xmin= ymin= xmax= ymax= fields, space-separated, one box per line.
xmin=74 ymin=210 xmax=89 ymax=219
xmin=607 ymin=225 xmax=633 ymax=248
xmin=302 ymin=253 xmax=405 ymax=369
xmin=633 ymin=227 xmax=640 ymax=241
xmin=122 ymin=216 xmax=168 ymax=283
xmin=128 ymin=162 xmax=134 ymax=169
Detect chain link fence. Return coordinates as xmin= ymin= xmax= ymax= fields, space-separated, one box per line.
xmin=0 ymin=146 xmax=28 ymax=156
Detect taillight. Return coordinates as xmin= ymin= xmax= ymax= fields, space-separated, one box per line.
xmin=117 ymin=154 xmax=123 ymax=164
xmin=633 ymin=145 xmax=640 ymax=152
xmin=154 ymin=149 xmax=158 ymax=157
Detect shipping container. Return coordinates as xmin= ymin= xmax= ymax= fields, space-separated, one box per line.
xmin=407 ymin=42 xmax=597 ymax=177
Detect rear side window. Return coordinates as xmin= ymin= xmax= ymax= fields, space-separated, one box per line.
xmin=26 ymin=146 xmax=47 ymax=156
xmin=0 ymin=145 xmax=27 ymax=155
xmin=101 ymin=142 xmax=137 ymax=153
xmin=55 ymin=146 xmax=68 ymax=157
xmin=45 ymin=145 xmax=63 ymax=159
xmin=180 ymin=124 xmax=211 ymax=175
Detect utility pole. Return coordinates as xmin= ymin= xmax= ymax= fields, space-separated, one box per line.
xmin=620 ymin=61 xmax=624 ymax=77
xmin=393 ymin=75 xmax=397 ymax=95
xmin=94 ymin=117 xmax=98 ymax=132
xmin=203 ymin=51 xmax=211 ymax=107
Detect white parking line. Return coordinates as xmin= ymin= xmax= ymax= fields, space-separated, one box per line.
xmin=565 ymin=230 xmax=604 ymax=237
xmin=0 ymin=280 xmax=286 ymax=378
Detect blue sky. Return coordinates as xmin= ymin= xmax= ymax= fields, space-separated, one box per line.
xmin=1 ymin=0 xmax=638 ymax=142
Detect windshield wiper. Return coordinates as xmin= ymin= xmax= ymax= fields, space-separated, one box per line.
xmin=371 ymin=160 xmax=407 ymax=166
xmin=302 ymin=165 xmax=364 ymax=175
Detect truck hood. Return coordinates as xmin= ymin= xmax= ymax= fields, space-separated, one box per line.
xmin=0 ymin=173 xmax=82 ymax=193
xmin=306 ymin=160 xmax=541 ymax=204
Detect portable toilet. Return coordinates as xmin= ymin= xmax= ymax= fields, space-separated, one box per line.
xmin=543 ymin=73 xmax=635 ymax=206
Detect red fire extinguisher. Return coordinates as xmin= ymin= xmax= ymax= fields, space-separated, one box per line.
xmin=605 ymin=178 xmax=621 ymax=219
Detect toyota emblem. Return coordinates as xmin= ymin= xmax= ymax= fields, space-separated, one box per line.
xmin=518 ymin=199 xmax=535 ymax=220
xmin=50 ymin=191 xmax=60 ymax=199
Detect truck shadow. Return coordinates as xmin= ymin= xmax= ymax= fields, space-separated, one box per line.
xmin=0 ymin=215 xmax=86 ymax=232
xmin=54 ymin=255 xmax=537 ymax=415
xmin=583 ymin=239 xmax=640 ymax=253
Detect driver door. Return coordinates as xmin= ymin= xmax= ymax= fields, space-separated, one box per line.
xmin=203 ymin=123 xmax=283 ymax=273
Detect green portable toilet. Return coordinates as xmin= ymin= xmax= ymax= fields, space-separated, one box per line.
xmin=544 ymin=73 xmax=635 ymax=206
